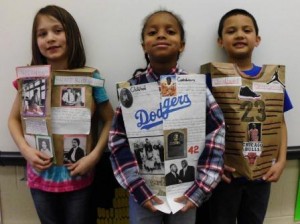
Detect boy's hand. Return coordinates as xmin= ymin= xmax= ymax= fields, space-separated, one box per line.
xmin=263 ymin=160 xmax=286 ymax=182
xmin=222 ymin=164 xmax=236 ymax=183
xmin=66 ymin=154 xmax=98 ymax=176
xmin=174 ymin=195 xmax=196 ymax=212
xmin=143 ymin=196 xmax=164 ymax=212
xmin=24 ymin=146 xmax=52 ymax=172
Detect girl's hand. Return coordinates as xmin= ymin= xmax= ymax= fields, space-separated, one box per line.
xmin=23 ymin=146 xmax=52 ymax=172
xmin=142 ymin=196 xmax=164 ymax=212
xmin=263 ymin=160 xmax=286 ymax=182
xmin=8 ymin=94 xmax=52 ymax=172
xmin=174 ymin=195 xmax=196 ymax=212
xmin=66 ymin=154 xmax=97 ymax=176
xmin=222 ymin=164 xmax=236 ymax=183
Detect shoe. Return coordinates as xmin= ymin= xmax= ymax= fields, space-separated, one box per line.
xmin=238 ymin=86 xmax=261 ymax=99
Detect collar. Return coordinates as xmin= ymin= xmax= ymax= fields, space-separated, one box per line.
xmin=146 ymin=64 xmax=184 ymax=82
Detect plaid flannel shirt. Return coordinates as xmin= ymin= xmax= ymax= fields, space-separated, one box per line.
xmin=108 ymin=65 xmax=225 ymax=206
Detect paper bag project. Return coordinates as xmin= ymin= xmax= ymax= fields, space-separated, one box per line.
xmin=117 ymin=74 xmax=206 ymax=214
xmin=201 ymin=62 xmax=285 ymax=180
xmin=17 ymin=65 xmax=104 ymax=165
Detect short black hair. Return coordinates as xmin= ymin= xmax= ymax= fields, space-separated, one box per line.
xmin=72 ymin=138 xmax=80 ymax=145
xmin=170 ymin=163 xmax=176 ymax=169
xmin=218 ymin=9 xmax=259 ymax=38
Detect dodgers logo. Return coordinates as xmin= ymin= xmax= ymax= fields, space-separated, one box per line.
xmin=135 ymin=94 xmax=192 ymax=130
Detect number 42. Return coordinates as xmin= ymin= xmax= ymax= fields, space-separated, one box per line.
xmin=188 ymin=145 xmax=199 ymax=154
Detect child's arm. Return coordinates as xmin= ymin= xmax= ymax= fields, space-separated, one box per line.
xmin=109 ymin=106 xmax=155 ymax=206
xmin=67 ymin=101 xmax=114 ymax=176
xmin=178 ymin=89 xmax=225 ymax=209
xmin=206 ymin=72 xmax=236 ymax=183
xmin=263 ymin=116 xmax=287 ymax=182
xmin=8 ymin=94 xmax=52 ymax=171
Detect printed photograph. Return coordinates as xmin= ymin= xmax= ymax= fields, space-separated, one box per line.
xmin=22 ymin=78 xmax=47 ymax=117
xmin=178 ymin=159 xmax=195 ymax=183
xmin=248 ymin=122 xmax=262 ymax=142
xmin=165 ymin=160 xmax=182 ymax=186
xmin=160 ymin=75 xmax=176 ymax=97
xmin=164 ymin=129 xmax=187 ymax=160
xmin=130 ymin=136 xmax=165 ymax=175
xmin=119 ymin=88 xmax=133 ymax=108
xmin=61 ymin=87 xmax=85 ymax=107
xmin=63 ymin=135 xmax=87 ymax=163
xmin=36 ymin=136 xmax=53 ymax=158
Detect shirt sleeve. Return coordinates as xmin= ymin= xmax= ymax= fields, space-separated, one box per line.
xmin=108 ymin=106 xmax=154 ymax=205
xmin=13 ymin=79 xmax=18 ymax=90
xmin=184 ymin=88 xmax=225 ymax=206
xmin=206 ymin=73 xmax=212 ymax=90
xmin=93 ymin=71 xmax=109 ymax=104
xmin=283 ymin=89 xmax=293 ymax=112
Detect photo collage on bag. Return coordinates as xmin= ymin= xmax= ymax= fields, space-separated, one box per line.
xmin=18 ymin=65 xmax=54 ymax=159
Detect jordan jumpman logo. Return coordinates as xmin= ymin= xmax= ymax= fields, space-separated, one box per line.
xmin=267 ymin=66 xmax=285 ymax=88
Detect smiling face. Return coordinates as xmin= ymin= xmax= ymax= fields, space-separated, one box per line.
xmin=142 ymin=12 xmax=185 ymax=65
xmin=218 ymin=14 xmax=261 ymax=62
xmin=36 ymin=15 xmax=68 ymax=68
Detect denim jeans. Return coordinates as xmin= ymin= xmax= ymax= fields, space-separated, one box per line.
xmin=30 ymin=186 xmax=92 ymax=224
xmin=129 ymin=195 xmax=196 ymax=224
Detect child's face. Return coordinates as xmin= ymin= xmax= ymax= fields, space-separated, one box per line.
xmin=36 ymin=15 xmax=68 ymax=67
xmin=142 ymin=12 xmax=185 ymax=64
xmin=218 ymin=15 xmax=260 ymax=61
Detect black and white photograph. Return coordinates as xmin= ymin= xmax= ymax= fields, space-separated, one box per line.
xmin=165 ymin=161 xmax=182 ymax=186
xmin=131 ymin=136 xmax=165 ymax=174
xmin=63 ymin=136 xmax=86 ymax=164
xmin=119 ymin=88 xmax=133 ymax=108
xmin=61 ymin=87 xmax=85 ymax=107
xmin=36 ymin=136 xmax=53 ymax=158
xmin=22 ymin=78 xmax=46 ymax=117
xmin=178 ymin=159 xmax=195 ymax=183
xmin=164 ymin=129 xmax=187 ymax=160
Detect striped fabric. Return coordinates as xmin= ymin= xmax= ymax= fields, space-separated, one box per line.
xmin=109 ymin=64 xmax=226 ymax=206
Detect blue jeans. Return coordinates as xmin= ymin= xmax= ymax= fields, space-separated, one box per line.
xmin=208 ymin=179 xmax=271 ymax=224
xmin=30 ymin=186 xmax=92 ymax=224
xmin=129 ymin=195 xmax=196 ymax=224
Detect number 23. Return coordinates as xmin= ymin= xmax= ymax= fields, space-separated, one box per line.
xmin=241 ymin=100 xmax=266 ymax=122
